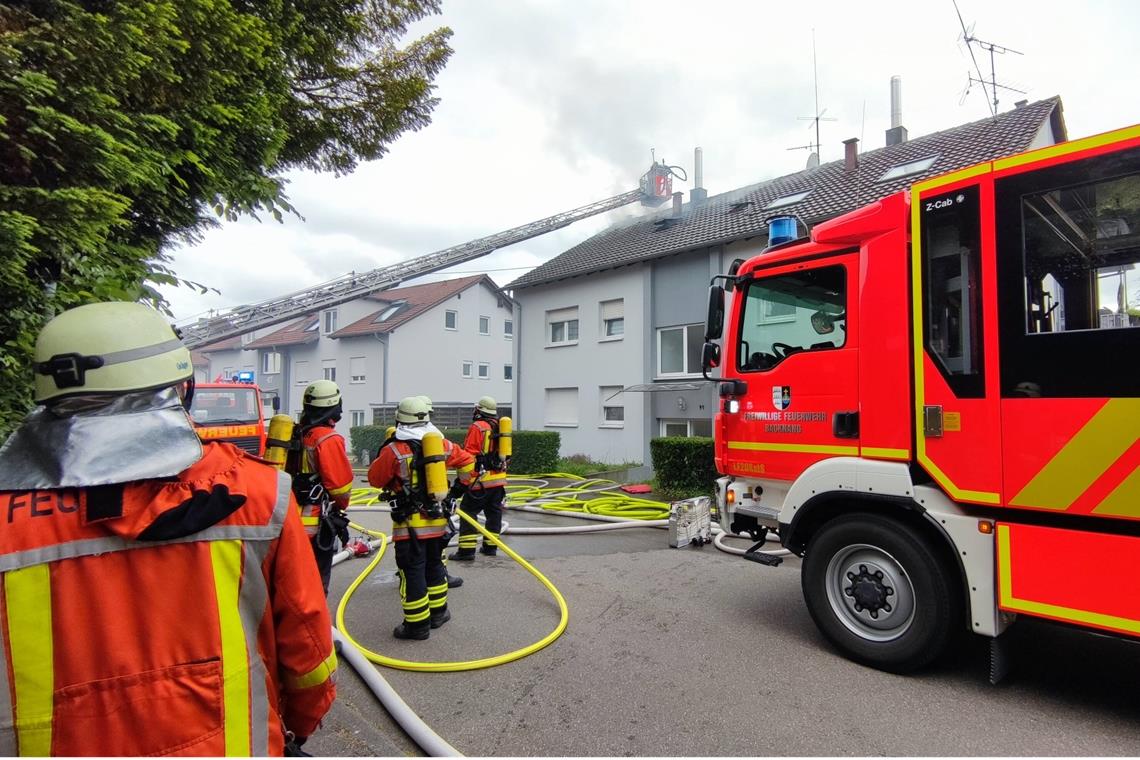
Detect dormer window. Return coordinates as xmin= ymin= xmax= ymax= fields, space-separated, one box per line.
xmin=878 ymin=156 xmax=939 ymax=182
xmin=374 ymin=301 xmax=406 ymax=323
xmin=764 ymin=190 xmax=810 ymax=210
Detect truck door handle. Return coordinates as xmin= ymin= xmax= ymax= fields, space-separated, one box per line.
xmin=832 ymin=411 xmax=859 ymax=439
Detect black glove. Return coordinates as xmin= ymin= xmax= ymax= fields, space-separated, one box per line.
xmin=284 ymin=735 xmax=311 ymax=757
xmin=447 ymin=481 xmax=467 ymax=501
xmin=327 ymin=508 xmax=350 ymax=545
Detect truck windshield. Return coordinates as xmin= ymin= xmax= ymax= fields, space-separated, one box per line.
xmin=736 ymin=265 xmax=847 ymax=371
xmin=190 ymin=388 xmax=261 ymax=425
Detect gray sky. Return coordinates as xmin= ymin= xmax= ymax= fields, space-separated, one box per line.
xmin=161 ymin=0 xmax=1140 ymax=321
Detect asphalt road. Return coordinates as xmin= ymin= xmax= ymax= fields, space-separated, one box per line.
xmin=306 ymin=498 xmax=1140 ymax=757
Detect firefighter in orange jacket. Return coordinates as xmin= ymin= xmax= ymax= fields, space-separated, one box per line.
xmin=368 ymin=396 xmax=475 ymax=639
xmin=295 ymin=379 xmax=355 ymax=595
xmin=0 ymin=302 xmax=335 ymax=756
xmin=451 ymin=396 xmax=508 ymax=562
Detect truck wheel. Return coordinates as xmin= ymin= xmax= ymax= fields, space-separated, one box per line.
xmin=801 ymin=512 xmax=961 ymax=673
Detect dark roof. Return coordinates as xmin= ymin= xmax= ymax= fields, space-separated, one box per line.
xmin=508 ymin=97 xmax=1065 ymax=290
xmin=331 ymin=275 xmax=506 ymax=339
xmin=245 ymin=315 xmax=319 ymax=349
xmin=197 ymin=335 xmax=243 ymax=352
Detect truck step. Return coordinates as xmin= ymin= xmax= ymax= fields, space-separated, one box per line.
xmin=742 ymin=539 xmax=784 ymax=567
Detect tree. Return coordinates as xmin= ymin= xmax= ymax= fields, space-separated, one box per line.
xmin=0 ymin=1 xmax=452 ymax=434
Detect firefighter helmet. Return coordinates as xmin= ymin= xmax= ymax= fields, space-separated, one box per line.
xmin=396 ymin=396 xmax=430 ymax=424
xmin=418 ymin=395 xmax=434 ymax=414
xmin=476 ymin=396 xmax=497 ymax=416
xmin=33 ymin=302 xmax=192 ymax=404
xmin=303 ymin=379 xmax=341 ymax=409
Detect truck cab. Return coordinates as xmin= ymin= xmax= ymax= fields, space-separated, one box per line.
xmin=705 ymin=124 xmax=1140 ymax=674
xmin=189 ymin=372 xmax=277 ymax=456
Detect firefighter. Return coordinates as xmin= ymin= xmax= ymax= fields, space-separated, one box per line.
xmin=417 ymin=394 xmax=464 ymax=589
xmin=450 ymin=395 xmax=508 ymax=562
xmin=294 ymin=379 xmax=355 ymax=595
xmin=0 ymin=302 xmax=335 ymax=756
xmin=367 ymin=396 xmax=475 ymax=640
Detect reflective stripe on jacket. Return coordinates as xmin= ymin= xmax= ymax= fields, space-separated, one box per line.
xmin=465 ymin=419 xmax=507 ymax=489
xmin=366 ymin=438 xmax=474 ymax=541
xmin=0 ymin=442 xmax=336 ymax=756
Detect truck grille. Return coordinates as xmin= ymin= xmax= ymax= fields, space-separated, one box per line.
xmin=228 ymin=436 xmax=262 ymax=456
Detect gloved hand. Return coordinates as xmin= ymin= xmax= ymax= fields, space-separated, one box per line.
xmin=447 ymin=481 xmax=467 ymax=501
xmin=284 ymin=734 xmax=311 ymax=757
xmin=440 ymin=496 xmax=456 ymax=516
xmin=327 ymin=508 xmax=350 ymax=545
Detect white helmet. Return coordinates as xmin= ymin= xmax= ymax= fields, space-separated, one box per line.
xmin=34 ymin=302 xmax=191 ymax=404
xmin=475 ymin=395 xmax=497 ymax=416
xmin=418 ymin=395 xmax=434 ymax=415
xmin=303 ymin=379 xmax=341 ymax=408
xmin=396 ymin=396 xmax=430 ymax=424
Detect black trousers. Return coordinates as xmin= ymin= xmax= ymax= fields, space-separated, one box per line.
xmin=309 ymin=534 xmax=335 ymax=596
xmin=395 ymin=533 xmax=448 ymax=626
xmin=457 ymin=486 xmax=505 ymax=553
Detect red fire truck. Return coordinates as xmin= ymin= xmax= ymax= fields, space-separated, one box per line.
xmin=704 ymin=124 xmax=1140 ymax=675
xmin=189 ymin=372 xmax=278 ymax=456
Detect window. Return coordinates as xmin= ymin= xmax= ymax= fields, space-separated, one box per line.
xmin=479 ymin=316 xmax=490 ymax=335
xmin=878 ymin=155 xmax=939 ymax=182
xmin=376 ymin=301 xmax=405 ymax=322
xmin=657 ymin=324 xmax=705 ymax=376
xmin=350 ymin=410 xmax=365 ymax=428
xmin=600 ymin=299 xmax=624 ymax=339
xmin=222 ymin=366 xmax=234 ymax=379
xmin=995 ymin=147 xmax=1140 ymax=397
xmin=350 ymin=356 xmax=366 ymax=383
xmin=921 ymin=184 xmax=983 ymax=397
xmin=659 ymin=418 xmax=713 ymax=437
xmin=764 ymin=190 xmax=811 ymax=210
xmin=294 ymin=361 xmax=309 ymax=385
xmin=262 ymin=352 xmax=281 ymax=374
xmin=504 ymin=319 xmax=513 ymax=338
xmin=462 ymin=360 xmax=473 ymax=378
xmin=478 ymin=362 xmax=489 ymax=379
xmin=322 ymin=309 xmax=338 ymax=335
xmin=736 ymin=266 xmax=847 ymax=372
xmin=600 ymin=386 xmax=624 ymax=427
xmin=445 ymin=310 xmax=458 ymax=330
xmin=322 ymin=359 xmax=336 ymax=382
xmin=547 ymin=306 xmax=579 ymax=346
xmin=504 ymin=364 xmax=513 ymax=381
xmin=545 ymin=387 xmax=578 ymax=426
xmin=241 ymin=332 xmax=254 ymax=346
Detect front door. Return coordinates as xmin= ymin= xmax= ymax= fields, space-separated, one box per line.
xmin=722 ymin=255 xmax=859 ymax=482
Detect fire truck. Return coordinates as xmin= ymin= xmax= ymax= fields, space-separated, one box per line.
xmin=189 ymin=371 xmax=278 ymax=456
xmin=703 ymin=124 xmax=1140 ymax=675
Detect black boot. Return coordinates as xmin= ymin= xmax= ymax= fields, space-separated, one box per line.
xmin=430 ymin=608 xmax=452 ymax=629
xmin=447 ymin=573 xmax=463 ymax=588
xmin=392 ymin=621 xmax=430 ymax=640
xmin=480 ymin=545 xmax=498 ymax=557
xmin=449 ymin=549 xmax=476 ymax=562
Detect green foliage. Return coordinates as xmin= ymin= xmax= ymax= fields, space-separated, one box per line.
xmin=0 ymin=2 xmax=453 ymax=436
xmin=555 ymin=455 xmax=643 ymax=478
xmin=649 ymin=437 xmax=717 ymax=496
xmin=440 ymin=428 xmax=467 ymax=446
xmin=509 ymin=431 xmax=560 ymax=476
xmin=348 ymin=424 xmax=389 ymax=462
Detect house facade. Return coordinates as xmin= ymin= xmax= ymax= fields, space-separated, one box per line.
xmin=508 ymin=98 xmax=1067 ymax=464
xmin=196 ymin=275 xmax=515 ymax=443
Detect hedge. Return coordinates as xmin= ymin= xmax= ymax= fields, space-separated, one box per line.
xmin=508 ymin=430 xmax=560 ymax=475
xmin=649 ymin=436 xmax=717 ymax=494
xmin=348 ymin=425 xmax=558 ymax=472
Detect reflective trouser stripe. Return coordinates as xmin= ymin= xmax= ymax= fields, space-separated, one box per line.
xmin=458 ymin=534 xmax=478 ymax=549
xmin=286 ymin=650 xmax=338 ymax=690
xmin=5 ymin=565 xmax=53 ymax=756
xmin=401 ymin=594 xmax=430 ymax=623
xmin=427 ymin=582 xmax=447 ymax=610
xmin=212 ymin=540 xmax=251 ymax=756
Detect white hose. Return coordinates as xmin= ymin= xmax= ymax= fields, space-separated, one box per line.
xmin=331 ymin=629 xmax=462 ymax=758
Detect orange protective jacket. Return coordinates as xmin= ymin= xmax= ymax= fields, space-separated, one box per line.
xmin=297 ymin=424 xmax=355 ymax=536
xmin=0 ymin=442 xmax=336 ymax=756
xmin=464 ymin=419 xmax=507 ymax=489
xmin=367 ymin=438 xmax=474 ymax=540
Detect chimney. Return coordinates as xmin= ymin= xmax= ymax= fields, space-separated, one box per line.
xmin=843 ymin=138 xmax=859 ymax=171
xmin=690 ymin=147 xmax=708 ymax=205
xmin=1014 ymin=99 xmax=1028 ymax=108
xmin=671 ymin=191 xmax=683 ymax=217
xmin=885 ymin=75 xmax=908 ymax=147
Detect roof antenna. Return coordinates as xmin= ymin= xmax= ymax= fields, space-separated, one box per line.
xmin=953 ymin=0 xmax=1026 ymax=116
xmin=788 ymin=28 xmax=835 ymax=163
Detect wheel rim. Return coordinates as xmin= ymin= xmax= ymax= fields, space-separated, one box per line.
xmin=824 ymin=543 xmax=916 ymax=642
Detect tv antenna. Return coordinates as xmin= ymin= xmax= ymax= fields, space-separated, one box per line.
xmin=953 ymin=0 xmax=1025 ymax=116
xmin=789 ymin=29 xmax=835 ymax=161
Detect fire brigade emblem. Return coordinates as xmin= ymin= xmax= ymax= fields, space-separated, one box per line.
xmin=772 ymin=385 xmax=791 ymax=410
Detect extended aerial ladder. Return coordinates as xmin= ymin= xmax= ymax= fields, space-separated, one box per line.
xmin=180 ymin=162 xmax=681 ymax=348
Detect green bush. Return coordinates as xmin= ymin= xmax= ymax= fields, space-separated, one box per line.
xmin=509 ymin=430 xmax=560 ymax=475
xmin=650 ymin=437 xmax=717 ymax=495
xmin=349 ymin=425 xmax=390 ymax=462
xmin=440 ymin=428 xmax=468 ymax=446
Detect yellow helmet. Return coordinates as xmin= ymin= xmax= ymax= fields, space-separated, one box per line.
xmin=303 ymin=379 xmax=341 ymax=408
xmin=396 ymin=396 xmax=430 ymax=424
xmin=33 ymin=302 xmax=191 ymax=404
xmin=476 ymin=395 xmax=497 ymax=416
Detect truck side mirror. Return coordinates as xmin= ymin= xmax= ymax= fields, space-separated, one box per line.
xmin=701 ymin=341 xmax=721 ymax=380
xmin=705 ymin=285 xmax=725 ymax=341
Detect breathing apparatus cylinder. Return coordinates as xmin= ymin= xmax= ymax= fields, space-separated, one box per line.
xmin=421 ymin=431 xmax=449 ymax=502
xmin=498 ymin=416 xmax=513 ymax=459
xmin=265 ymin=414 xmax=295 ymax=470
xmin=386 ymin=425 xmax=396 ymax=440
